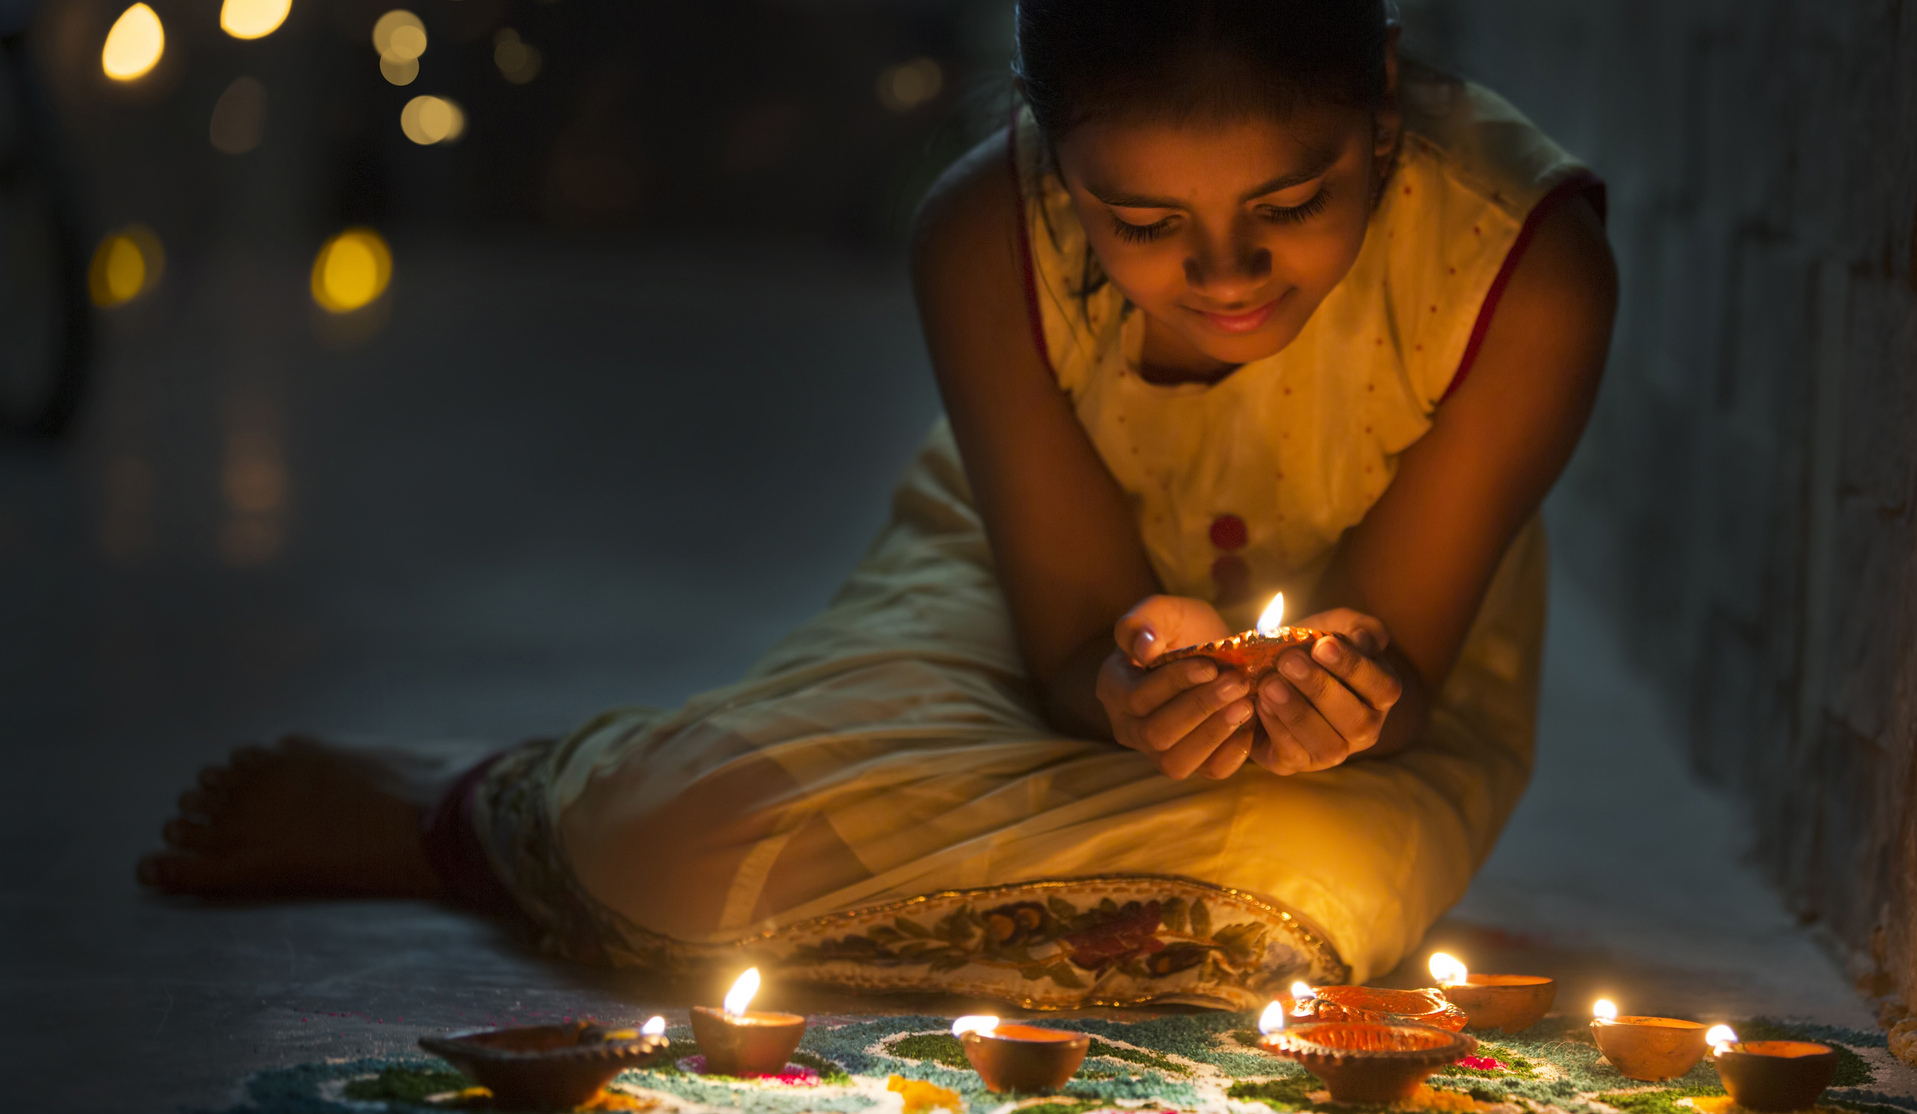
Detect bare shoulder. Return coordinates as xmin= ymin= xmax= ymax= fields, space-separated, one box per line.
xmin=910 ymin=127 xmax=1023 ymax=288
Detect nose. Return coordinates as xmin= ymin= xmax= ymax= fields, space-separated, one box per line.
xmin=1184 ymin=222 xmax=1271 ymax=306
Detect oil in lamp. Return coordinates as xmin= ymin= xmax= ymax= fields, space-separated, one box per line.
xmin=1428 ymin=952 xmax=1556 ymax=1033
xmin=1257 ymin=997 xmax=1478 ymax=1104
xmin=952 ymin=1015 xmax=1090 ymax=1093
xmin=1154 ymin=593 xmax=1330 ymax=681
xmin=1707 ymin=1024 xmax=1841 ymax=1112
xmin=687 ymin=968 xmax=807 ymax=1076
xmin=1589 ymin=998 xmax=1709 ymax=1081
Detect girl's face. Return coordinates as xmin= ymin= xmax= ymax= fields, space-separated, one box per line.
xmin=1054 ymin=99 xmax=1398 ymax=377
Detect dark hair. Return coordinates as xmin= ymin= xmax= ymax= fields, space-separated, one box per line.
xmin=1014 ymin=0 xmax=1393 ymax=141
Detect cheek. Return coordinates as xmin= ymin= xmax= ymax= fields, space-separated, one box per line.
xmin=1268 ymin=208 xmax=1371 ymax=292
xmin=1095 ymin=241 xmax=1190 ymax=307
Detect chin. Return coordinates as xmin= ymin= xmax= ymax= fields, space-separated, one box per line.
xmin=1194 ymin=321 xmax=1297 ymax=366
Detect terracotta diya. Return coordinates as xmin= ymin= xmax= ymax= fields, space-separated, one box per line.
xmin=1257 ymin=1003 xmax=1478 ymax=1104
xmin=688 ymin=967 xmax=807 ymax=1076
xmin=953 ymin=1015 xmax=1090 ymax=1092
xmin=1429 ymin=952 xmax=1557 ymax=1034
xmin=1285 ymin=981 xmax=1470 ymax=1033
xmin=418 ymin=1016 xmax=670 ymax=1110
xmin=1152 ymin=593 xmax=1330 ymax=682
xmin=1708 ymin=1026 xmax=1841 ymax=1112
xmin=1590 ymin=999 xmax=1710 ymax=1081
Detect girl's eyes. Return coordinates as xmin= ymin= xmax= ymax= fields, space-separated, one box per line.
xmin=1106 ymin=187 xmax=1331 ymax=244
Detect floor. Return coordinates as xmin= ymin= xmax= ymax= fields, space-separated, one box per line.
xmin=0 ymin=235 xmax=1876 ymax=1113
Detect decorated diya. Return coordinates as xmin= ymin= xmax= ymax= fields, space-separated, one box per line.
xmin=1590 ymin=999 xmax=1710 ymax=1081
xmin=1429 ymin=952 xmax=1557 ymax=1033
xmin=953 ymin=1015 xmax=1090 ymax=1092
xmin=1152 ymin=593 xmax=1330 ymax=681
xmin=1257 ymin=1002 xmax=1478 ymax=1103
xmin=418 ymin=1016 xmax=669 ymax=1110
xmin=1708 ymin=1026 xmax=1841 ymax=1112
xmin=1283 ymin=981 xmax=1470 ymax=1033
xmin=688 ymin=967 xmax=808 ymax=1076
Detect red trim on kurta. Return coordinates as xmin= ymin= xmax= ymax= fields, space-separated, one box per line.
xmin=1441 ymin=171 xmax=1607 ymax=403
xmin=1006 ymin=116 xmax=1057 ymax=378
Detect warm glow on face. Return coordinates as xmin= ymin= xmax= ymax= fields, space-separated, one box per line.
xmin=951 ymin=1015 xmax=999 ymax=1037
xmin=400 ymin=95 xmax=465 ymax=145
xmin=1258 ymin=1001 xmax=1286 ymax=1035
xmin=641 ymin=1015 xmax=666 ymax=1036
xmin=722 ymin=968 xmax=760 ymax=1018
xmin=1257 ymin=593 xmax=1286 ymax=637
xmin=1428 ymin=953 xmax=1468 ymax=986
xmin=310 ymin=229 xmax=392 ymax=314
xmin=1706 ymin=1025 xmax=1738 ymax=1053
xmin=1593 ymin=999 xmax=1618 ymax=1022
xmin=220 ymin=0 xmax=292 ymax=40
xmin=102 ymin=4 xmax=164 ymax=81
xmin=89 ymin=226 xmax=162 ymax=307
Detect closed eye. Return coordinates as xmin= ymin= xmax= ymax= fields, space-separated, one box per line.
xmin=1259 ymin=187 xmax=1330 ymax=225
xmin=1110 ymin=214 xmax=1178 ymax=244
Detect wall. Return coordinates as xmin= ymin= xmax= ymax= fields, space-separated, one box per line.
xmin=1401 ymin=0 xmax=1917 ymax=1017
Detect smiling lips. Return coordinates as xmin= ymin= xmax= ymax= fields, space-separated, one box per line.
xmin=1195 ymin=297 xmax=1280 ymax=334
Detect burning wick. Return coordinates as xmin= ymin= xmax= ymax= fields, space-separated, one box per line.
xmin=1706 ymin=1025 xmax=1739 ymax=1055
xmin=1256 ymin=593 xmax=1287 ymax=638
xmin=952 ymin=1015 xmax=1000 ymax=1038
xmin=1258 ymin=1001 xmax=1287 ymax=1036
xmin=1428 ymin=952 xmax=1469 ymax=987
xmin=723 ymin=968 xmax=761 ymax=1019
xmin=1593 ymin=999 xmax=1618 ymax=1022
xmin=641 ymin=1016 xmax=666 ymax=1037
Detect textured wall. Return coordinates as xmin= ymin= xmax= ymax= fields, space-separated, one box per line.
xmin=1400 ymin=0 xmax=1917 ymax=1015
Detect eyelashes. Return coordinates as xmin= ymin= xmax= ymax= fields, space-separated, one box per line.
xmin=1107 ymin=187 xmax=1331 ymax=244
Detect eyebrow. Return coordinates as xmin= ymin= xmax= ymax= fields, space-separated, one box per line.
xmin=1090 ymin=153 xmax=1339 ymax=210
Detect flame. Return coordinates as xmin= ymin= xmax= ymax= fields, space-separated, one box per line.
xmin=1289 ymin=981 xmax=1315 ymax=1000
xmin=641 ymin=1016 xmax=666 ymax=1037
xmin=1256 ymin=593 xmax=1286 ymax=637
xmin=1593 ymin=999 xmax=1618 ymax=1022
xmin=1706 ymin=1025 xmax=1738 ymax=1054
xmin=1428 ymin=953 xmax=1469 ymax=986
xmin=102 ymin=4 xmax=164 ymax=81
xmin=723 ymin=968 xmax=760 ymax=1018
xmin=952 ymin=1015 xmax=999 ymax=1037
xmin=1258 ymin=1001 xmax=1287 ymax=1036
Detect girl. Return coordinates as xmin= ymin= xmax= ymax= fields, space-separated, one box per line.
xmin=141 ymin=0 xmax=1614 ymax=1008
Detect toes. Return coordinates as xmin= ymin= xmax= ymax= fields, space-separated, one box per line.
xmin=163 ymin=817 xmax=220 ymax=851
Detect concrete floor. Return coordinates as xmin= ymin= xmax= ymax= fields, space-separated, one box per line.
xmin=0 ymin=235 xmax=1875 ymax=1113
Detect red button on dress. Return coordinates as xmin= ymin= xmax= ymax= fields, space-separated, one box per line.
xmin=1209 ymin=514 xmax=1248 ymax=551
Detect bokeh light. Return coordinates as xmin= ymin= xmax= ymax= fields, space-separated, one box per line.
xmin=380 ymin=54 xmax=418 ymax=85
xmin=310 ymin=229 xmax=392 ymax=314
xmin=219 ymin=0 xmax=292 ymax=40
xmin=101 ymin=4 xmax=164 ymax=82
xmin=400 ymin=95 xmax=465 ymax=145
xmin=493 ymin=28 xmax=541 ymax=84
xmin=875 ymin=57 xmax=941 ymax=114
xmin=372 ymin=10 xmax=426 ymax=57
xmin=209 ymin=76 xmax=266 ymax=155
xmin=88 ymin=226 xmax=163 ymax=307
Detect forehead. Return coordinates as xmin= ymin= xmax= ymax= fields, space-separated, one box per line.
xmin=1053 ymin=106 xmax=1366 ymax=198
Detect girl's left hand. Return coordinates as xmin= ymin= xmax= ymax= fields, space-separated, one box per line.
xmin=1251 ymin=608 xmax=1404 ymax=776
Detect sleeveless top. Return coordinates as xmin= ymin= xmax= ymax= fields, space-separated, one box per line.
xmin=1012 ymin=71 xmax=1602 ymax=633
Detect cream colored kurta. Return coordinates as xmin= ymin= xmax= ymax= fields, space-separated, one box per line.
xmin=474 ymin=74 xmax=1596 ymax=1009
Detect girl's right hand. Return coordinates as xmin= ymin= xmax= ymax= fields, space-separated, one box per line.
xmin=1095 ymin=595 xmax=1258 ymax=780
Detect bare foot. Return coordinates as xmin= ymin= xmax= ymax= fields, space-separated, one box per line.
xmin=137 ymin=736 xmax=447 ymax=899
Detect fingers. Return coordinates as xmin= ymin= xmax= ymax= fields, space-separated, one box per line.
xmin=1309 ymin=634 xmax=1403 ymax=711
xmin=1114 ymin=595 xmax=1233 ymax=666
xmin=1138 ymin=671 xmax=1252 ymax=753
xmin=1296 ymin=608 xmax=1390 ymax=656
xmin=1255 ymin=646 xmax=1386 ymax=773
xmin=1254 ymin=678 xmax=1344 ymax=773
xmin=1154 ymin=698 xmax=1256 ymax=779
xmin=1197 ymin=724 xmax=1256 ymax=780
xmin=1126 ymin=658 xmax=1220 ymax=721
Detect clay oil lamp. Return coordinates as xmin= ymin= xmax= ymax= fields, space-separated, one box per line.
xmin=688 ymin=968 xmax=807 ymax=1076
xmin=1429 ymin=952 xmax=1556 ymax=1034
xmin=417 ymin=1015 xmax=669 ymax=1110
xmin=953 ymin=1015 xmax=1090 ymax=1093
xmin=1707 ymin=1025 xmax=1841 ymax=1112
xmin=1257 ymin=999 xmax=1478 ymax=1104
xmin=1154 ymin=594 xmax=1330 ymax=682
xmin=1291 ymin=979 xmax=1469 ymax=1033
xmin=1589 ymin=998 xmax=1710 ymax=1081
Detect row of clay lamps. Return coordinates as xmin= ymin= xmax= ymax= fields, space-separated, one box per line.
xmin=1590 ymin=1002 xmax=1841 ymax=1111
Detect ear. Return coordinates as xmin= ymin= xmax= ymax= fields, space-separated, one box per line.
xmin=1372 ymin=23 xmax=1405 ymax=167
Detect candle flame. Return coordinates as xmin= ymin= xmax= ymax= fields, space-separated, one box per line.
xmin=1257 ymin=593 xmax=1286 ymax=637
xmin=723 ymin=968 xmax=761 ymax=1018
xmin=641 ymin=1016 xmax=666 ymax=1036
xmin=1593 ymin=999 xmax=1618 ymax=1022
xmin=952 ymin=1015 xmax=999 ymax=1037
xmin=1428 ymin=953 xmax=1469 ymax=986
xmin=1290 ymin=981 xmax=1315 ymax=999
xmin=1706 ymin=1025 xmax=1739 ymax=1055
xmin=1258 ymin=1001 xmax=1287 ymax=1036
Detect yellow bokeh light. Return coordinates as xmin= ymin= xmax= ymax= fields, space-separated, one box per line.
xmin=493 ymin=28 xmax=542 ymax=84
xmin=372 ymin=10 xmax=426 ymax=58
xmin=310 ymin=228 xmax=392 ymax=314
xmin=88 ymin=225 xmax=163 ymax=307
xmin=380 ymin=54 xmax=419 ymax=85
xmin=220 ymin=0 xmax=292 ymax=40
xmin=876 ymin=57 xmax=942 ymax=114
xmin=400 ymin=95 xmax=465 ymax=145
xmin=101 ymin=4 xmax=164 ymax=82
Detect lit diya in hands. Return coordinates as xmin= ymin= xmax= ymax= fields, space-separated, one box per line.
xmin=1589 ymin=998 xmax=1710 ymax=1081
xmin=1429 ymin=952 xmax=1556 ymax=1033
xmin=952 ymin=1015 xmax=1089 ymax=1092
xmin=1707 ymin=1025 xmax=1841 ymax=1112
xmin=1153 ymin=593 xmax=1329 ymax=681
xmin=687 ymin=968 xmax=807 ymax=1076
xmin=1257 ymin=998 xmax=1478 ymax=1104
